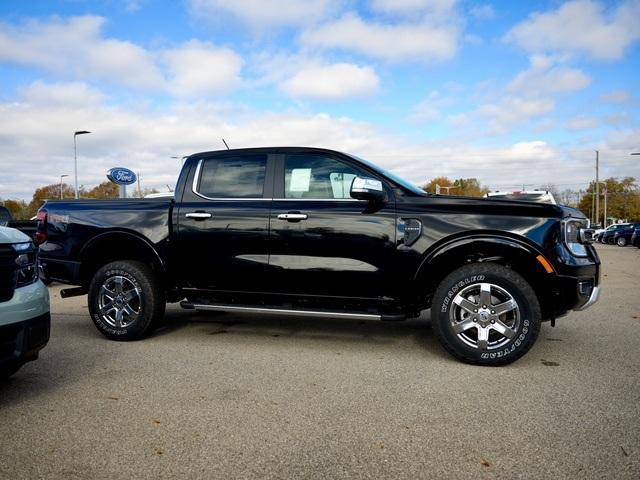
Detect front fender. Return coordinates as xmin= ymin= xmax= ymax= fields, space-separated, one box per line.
xmin=415 ymin=233 xmax=550 ymax=282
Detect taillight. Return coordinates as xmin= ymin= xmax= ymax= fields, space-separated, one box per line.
xmin=35 ymin=208 xmax=47 ymax=245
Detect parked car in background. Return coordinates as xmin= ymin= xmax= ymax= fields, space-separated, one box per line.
xmin=37 ymin=147 xmax=599 ymax=366
xmin=484 ymin=190 xmax=557 ymax=204
xmin=614 ymin=223 xmax=640 ymax=247
xmin=600 ymin=223 xmax=632 ymax=244
xmin=0 ymin=226 xmax=50 ymax=379
xmin=0 ymin=205 xmax=38 ymax=240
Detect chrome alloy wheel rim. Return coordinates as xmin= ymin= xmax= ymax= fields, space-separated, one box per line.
xmin=449 ymin=283 xmax=520 ymax=351
xmin=98 ymin=275 xmax=141 ymax=328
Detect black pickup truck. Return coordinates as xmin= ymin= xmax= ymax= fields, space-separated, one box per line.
xmin=36 ymin=147 xmax=600 ymax=365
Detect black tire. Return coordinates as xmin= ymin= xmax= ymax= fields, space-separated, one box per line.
xmin=88 ymin=260 xmax=165 ymax=340
xmin=0 ymin=363 xmax=22 ymax=380
xmin=616 ymin=237 xmax=627 ymax=247
xmin=431 ymin=263 xmax=541 ymax=366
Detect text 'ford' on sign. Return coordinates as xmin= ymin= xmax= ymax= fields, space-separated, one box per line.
xmin=107 ymin=167 xmax=137 ymax=186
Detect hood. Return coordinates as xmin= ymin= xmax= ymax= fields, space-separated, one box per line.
xmin=0 ymin=226 xmax=31 ymax=244
xmin=556 ymin=205 xmax=587 ymax=220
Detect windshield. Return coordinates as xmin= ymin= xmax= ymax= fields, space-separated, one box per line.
xmin=346 ymin=154 xmax=426 ymax=196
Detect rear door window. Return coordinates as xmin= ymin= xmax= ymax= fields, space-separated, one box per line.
xmin=197 ymin=155 xmax=267 ymax=199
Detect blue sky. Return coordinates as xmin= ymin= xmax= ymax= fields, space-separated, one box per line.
xmin=0 ymin=0 xmax=639 ymax=199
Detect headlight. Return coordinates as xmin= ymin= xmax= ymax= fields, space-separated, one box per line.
xmin=564 ymin=220 xmax=592 ymax=257
xmin=13 ymin=242 xmax=39 ymax=287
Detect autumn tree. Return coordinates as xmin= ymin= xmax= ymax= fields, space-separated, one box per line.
xmin=453 ymin=178 xmax=490 ymax=197
xmin=422 ymin=176 xmax=489 ymax=197
xmin=85 ymin=181 xmax=119 ymax=199
xmin=422 ymin=176 xmax=453 ymax=194
xmin=578 ymin=177 xmax=640 ymax=223
xmin=26 ymin=183 xmax=74 ymax=217
xmin=131 ymin=187 xmax=160 ymax=198
xmin=1 ymin=199 xmax=29 ymax=220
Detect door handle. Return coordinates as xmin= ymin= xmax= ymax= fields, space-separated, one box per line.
xmin=186 ymin=212 xmax=212 ymax=220
xmin=277 ymin=213 xmax=308 ymax=221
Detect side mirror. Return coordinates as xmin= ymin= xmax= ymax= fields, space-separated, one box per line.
xmin=350 ymin=177 xmax=385 ymax=202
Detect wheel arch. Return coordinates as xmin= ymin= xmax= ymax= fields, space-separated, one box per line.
xmin=78 ymin=230 xmax=166 ymax=287
xmin=414 ymin=235 xmax=557 ymax=319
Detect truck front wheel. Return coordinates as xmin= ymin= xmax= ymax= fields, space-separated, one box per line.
xmin=88 ymin=260 xmax=165 ymax=340
xmin=431 ymin=263 xmax=541 ymax=366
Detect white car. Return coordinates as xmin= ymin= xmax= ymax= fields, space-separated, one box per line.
xmin=0 ymin=226 xmax=50 ymax=379
xmin=485 ymin=190 xmax=557 ymax=204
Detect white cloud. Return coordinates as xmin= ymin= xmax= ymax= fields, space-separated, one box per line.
xmin=600 ymin=90 xmax=632 ymax=104
xmin=0 ymin=16 xmax=163 ymax=88
xmin=469 ymin=4 xmax=495 ymax=20
xmin=281 ymin=63 xmax=379 ymax=99
xmin=565 ymin=115 xmax=599 ymax=131
xmin=0 ymin=16 xmax=245 ymax=96
xmin=188 ymin=0 xmax=338 ymax=27
xmin=1 ymin=87 xmax=638 ymax=201
xmin=507 ymin=55 xmax=591 ymax=95
xmin=371 ymin=0 xmax=457 ymax=16
xmin=164 ymin=40 xmax=243 ymax=96
xmin=478 ymin=97 xmax=555 ymax=134
xmin=301 ymin=13 xmax=459 ymax=61
xmin=19 ymin=81 xmax=105 ymax=106
xmin=505 ymin=0 xmax=640 ymax=60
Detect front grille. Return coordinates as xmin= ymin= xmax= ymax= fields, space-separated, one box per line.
xmin=0 ymin=245 xmax=17 ymax=302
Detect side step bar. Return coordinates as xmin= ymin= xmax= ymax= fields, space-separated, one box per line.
xmin=180 ymin=301 xmax=405 ymax=321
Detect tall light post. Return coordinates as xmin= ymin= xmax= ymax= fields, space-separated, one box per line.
xmin=74 ymin=130 xmax=91 ymax=199
xmin=597 ymin=181 xmax=607 ymax=228
xmin=594 ymin=150 xmax=599 ymax=227
xmin=59 ymin=174 xmax=69 ymax=199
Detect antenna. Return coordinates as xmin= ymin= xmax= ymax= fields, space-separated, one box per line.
xmin=222 ymin=138 xmax=230 ymax=150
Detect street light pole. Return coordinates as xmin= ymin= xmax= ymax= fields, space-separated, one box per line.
xmin=59 ymin=174 xmax=69 ymax=199
xmin=594 ymin=150 xmax=599 ymax=227
xmin=73 ymin=130 xmax=91 ymax=199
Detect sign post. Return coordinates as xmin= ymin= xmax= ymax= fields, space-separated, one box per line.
xmin=107 ymin=168 xmax=137 ymax=198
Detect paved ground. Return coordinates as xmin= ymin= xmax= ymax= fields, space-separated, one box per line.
xmin=1 ymin=244 xmax=639 ymax=479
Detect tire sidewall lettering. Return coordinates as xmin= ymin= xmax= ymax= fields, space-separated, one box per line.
xmin=442 ymin=276 xmax=531 ymax=360
xmin=91 ymin=268 xmax=143 ymax=334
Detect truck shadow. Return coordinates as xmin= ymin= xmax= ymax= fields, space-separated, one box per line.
xmin=161 ymin=305 xmax=448 ymax=359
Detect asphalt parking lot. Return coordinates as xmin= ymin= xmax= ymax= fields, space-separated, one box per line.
xmin=1 ymin=244 xmax=639 ymax=479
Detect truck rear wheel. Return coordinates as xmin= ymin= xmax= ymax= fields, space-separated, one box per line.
xmin=431 ymin=263 xmax=541 ymax=366
xmin=88 ymin=260 xmax=165 ymax=340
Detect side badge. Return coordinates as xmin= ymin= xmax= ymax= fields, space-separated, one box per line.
xmin=400 ymin=218 xmax=422 ymax=246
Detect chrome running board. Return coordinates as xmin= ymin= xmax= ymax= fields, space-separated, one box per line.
xmin=180 ymin=301 xmax=405 ymax=321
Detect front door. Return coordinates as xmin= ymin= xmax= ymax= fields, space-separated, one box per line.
xmin=268 ymin=152 xmax=397 ymax=300
xmin=176 ymin=153 xmax=273 ymax=293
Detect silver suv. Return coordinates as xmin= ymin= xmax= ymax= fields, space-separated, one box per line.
xmin=0 ymin=226 xmax=50 ymax=379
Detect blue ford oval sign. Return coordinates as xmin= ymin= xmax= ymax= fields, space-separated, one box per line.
xmin=107 ymin=167 xmax=137 ymax=186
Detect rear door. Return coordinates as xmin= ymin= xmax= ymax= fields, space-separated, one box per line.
xmin=267 ymin=152 xmax=397 ymax=300
xmin=175 ymin=152 xmax=273 ymax=292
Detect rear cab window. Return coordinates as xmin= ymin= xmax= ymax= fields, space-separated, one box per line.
xmin=196 ymin=155 xmax=267 ymax=199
